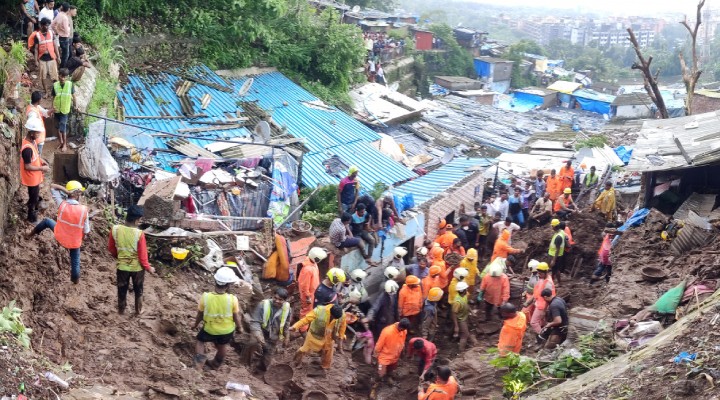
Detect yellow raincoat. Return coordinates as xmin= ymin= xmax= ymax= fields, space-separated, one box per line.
xmin=460 ymin=248 xmax=480 ymax=286
xmin=593 ymin=187 xmax=616 ymax=221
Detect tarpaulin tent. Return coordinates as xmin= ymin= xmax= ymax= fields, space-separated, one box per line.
xmin=572 ymin=89 xmax=616 ymax=115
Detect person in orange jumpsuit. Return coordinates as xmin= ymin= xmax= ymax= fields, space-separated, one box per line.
xmin=398 ymin=275 xmax=424 ymax=332
xmin=297 ymin=247 xmax=326 ymax=327
xmin=558 ymin=160 xmax=574 ymax=192
xmin=429 ymin=246 xmax=449 ymax=288
xmin=446 ymin=238 xmax=466 ymax=256
xmin=422 ymin=266 xmax=443 ymax=298
xmin=375 ymin=318 xmax=410 ymax=383
xmin=545 ymin=169 xmax=563 ymax=202
xmin=434 ymin=223 xmax=458 ymax=252
xmin=417 ymin=366 xmax=459 ymax=400
xmin=478 ymin=264 xmax=510 ymax=321
xmin=498 ymin=302 xmax=527 ymax=356
xmin=491 ymin=229 xmax=522 ymax=262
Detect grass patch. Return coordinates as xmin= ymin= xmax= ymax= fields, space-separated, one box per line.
xmin=87 ymin=76 xmax=117 ymax=122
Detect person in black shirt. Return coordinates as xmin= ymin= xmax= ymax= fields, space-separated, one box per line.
xmin=455 ymin=215 xmax=478 ymax=250
xmin=356 ymin=194 xmax=378 ymax=227
xmin=540 ymin=289 xmax=568 ymax=349
xmin=66 ymin=45 xmax=91 ymax=82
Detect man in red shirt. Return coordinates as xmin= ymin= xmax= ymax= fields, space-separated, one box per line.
xmin=407 ymin=338 xmax=437 ymax=379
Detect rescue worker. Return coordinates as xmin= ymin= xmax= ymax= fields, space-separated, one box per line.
xmin=108 ymin=205 xmax=156 ymax=315
xmin=337 ymin=165 xmax=359 ymax=214
xmin=529 ymin=192 xmax=553 ymax=228
xmin=314 ymin=267 xmax=346 ymax=307
xmin=522 ymin=260 xmax=540 ymax=323
xmin=20 ymin=117 xmax=49 ymax=223
xmin=290 ymin=304 xmax=346 ymax=369
xmin=591 ymin=230 xmax=619 ymax=285
xmin=391 ymin=246 xmax=408 ymax=268
xmin=591 ymin=181 xmax=617 ymax=222
xmin=434 ymin=222 xmax=458 ymax=252
xmin=407 ymin=256 xmax=430 ymax=279
xmin=545 ymin=169 xmax=563 ymax=202
xmin=27 ymin=180 xmax=89 ymax=284
xmin=375 ymin=318 xmax=410 ymax=383
xmin=250 ymin=288 xmax=292 ymax=371
xmin=447 ymin=238 xmax=465 ymax=256
xmin=447 ymin=268 xmax=468 ymax=306
xmin=554 ymin=188 xmax=577 ymax=219
xmin=460 ymin=249 xmax=481 ymax=302
xmin=398 ymin=275 xmax=424 ymax=331
xmin=408 ymin=337 xmax=437 ymax=379
xmin=558 ymin=160 xmax=574 ymax=192
xmin=298 ymin=247 xmax=326 ymax=320
xmin=451 ymin=282 xmax=476 ymax=351
xmin=498 ymin=302 xmax=526 ymax=356
xmin=422 ymin=266 xmax=443 ymax=299
xmin=429 ymin=246 xmax=448 ymax=288
xmin=525 ymin=262 xmax=555 ymax=334
xmin=539 ymin=289 xmax=568 ymax=349
xmin=342 ymin=268 xmax=369 ymax=304
xmin=25 ymin=91 xmax=49 ymax=155
xmin=548 ymin=219 xmax=567 ymax=286
xmin=417 ymin=366 xmax=459 ymax=399
xmin=583 ymin=165 xmax=599 ymax=188
xmin=365 ymin=280 xmax=399 ymax=339
xmin=422 ymin=287 xmax=443 ymax=341
xmin=478 ymin=261 xmax=510 ymax=321
xmin=491 ymin=229 xmax=523 ymax=262
xmin=193 ymin=267 xmax=243 ymax=370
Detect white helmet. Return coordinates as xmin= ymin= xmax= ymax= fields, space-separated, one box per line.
xmin=25 ymin=117 xmax=44 ymax=132
xmin=214 ymin=267 xmax=240 ymax=285
xmin=350 ymin=268 xmax=367 ymax=283
xmin=453 ymin=268 xmax=469 ymax=280
xmin=456 ymin=281 xmax=469 ymax=292
xmin=384 ymin=280 xmax=399 ymax=294
xmin=393 ymin=247 xmax=408 ymax=259
xmin=348 ymin=288 xmax=363 ymax=303
xmin=384 ymin=266 xmax=400 ymax=280
xmin=417 ymin=246 xmax=428 ymax=256
xmin=308 ymin=247 xmax=328 ymax=263
xmin=528 ymin=259 xmax=540 ymax=272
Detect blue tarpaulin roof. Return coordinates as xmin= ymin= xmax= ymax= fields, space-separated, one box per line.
xmin=391 ymin=158 xmax=493 ymax=206
xmin=117 ymin=66 xmax=416 ymax=187
xmin=573 ymin=89 xmax=616 ymax=115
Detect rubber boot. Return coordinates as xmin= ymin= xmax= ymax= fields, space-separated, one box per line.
xmin=135 ymin=297 xmax=143 ymax=316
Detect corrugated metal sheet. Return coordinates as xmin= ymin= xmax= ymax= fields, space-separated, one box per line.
xmin=118 ymin=66 xmax=417 ymax=187
xmin=300 ymin=140 xmax=417 ymax=188
xmin=627 ymin=111 xmax=720 ymax=172
xmin=391 ymin=158 xmax=493 ymax=206
xmin=673 ymin=192 xmax=718 ymax=220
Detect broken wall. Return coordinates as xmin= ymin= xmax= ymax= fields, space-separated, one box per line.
xmin=423 ymin=171 xmax=485 ymax=239
xmin=1 ymin=108 xmax=23 ymax=238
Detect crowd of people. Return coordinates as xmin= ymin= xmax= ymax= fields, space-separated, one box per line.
xmin=363 ymin=32 xmax=406 ymax=85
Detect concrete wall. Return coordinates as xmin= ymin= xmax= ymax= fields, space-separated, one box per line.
xmin=692 ymin=94 xmax=720 ymax=115
xmin=423 ymin=171 xmax=486 ymax=240
xmin=491 ymin=63 xmax=513 ymax=82
xmin=613 ymin=104 xmax=653 ymax=120
xmin=488 ymin=80 xmax=511 ymax=94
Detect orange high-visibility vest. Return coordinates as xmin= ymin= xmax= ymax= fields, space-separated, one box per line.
xmin=25 ymin=105 xmax=46 ymax=144
xmin=553 ymin=195 xmax=573 ymax=212
xmin=54 ymin=201 xmax=88 ymax=249
xmin=20 ymin=139 xmax=43 ymax=187
xmin=36 ymin=31 xmax=56 ymax=60
xmin=532 ymin=276 xmax=555 ymax=310
xmin=498 ymin=312 xmax=527 ymax=356
xmin=398 ymin=285 xmax=423 ymax=317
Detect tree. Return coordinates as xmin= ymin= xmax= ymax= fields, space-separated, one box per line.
xmin=426 ymin=23 xmax=474 ymax=77
xmin=627 ymin=28 xmax=669 ymax=119
xmin=679 ymin=0 xmax=706 ymax=115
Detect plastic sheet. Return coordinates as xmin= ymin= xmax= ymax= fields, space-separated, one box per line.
xmin=614 ymin=146 xmax=633 ymax=165
xmin=618 ymin=208 xmax=650 ymax=232
xmin=78 ymin=133 xmax=120 ymax=182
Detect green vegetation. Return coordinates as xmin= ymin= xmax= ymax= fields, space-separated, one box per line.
xmin=0 ymin=301 xmax=32 ymax=348
xmin=0 ymin=41 xmax=26 ymax=96
xmin=490 ymin=331 xmax=618 ymax=399
xmin=67 ymin=0 xmax=365 ymax=106
xmin=506 ymin=40 xmax=546 ymax=88
xmin=575 ymin=135 xmax=609 ymax=150
xmin=427 ymin=23 xmax=474 ymax=77
xmin=345 ymin=0 xmax=398 ymax=12
xmin=300 ymin=185 xmax=338 ymax=230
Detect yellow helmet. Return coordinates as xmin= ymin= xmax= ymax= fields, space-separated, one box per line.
xmin=427 ymin=287 xmax=443 ymax=302
xmin=551 ymin=218 xmax=560 ymax=227
xmin=661 ymin=231 xmax=669 ymax=241
xmin=563 ymin=188 xmax=572 ymax=194
xmin=65 ymin=180 xmax=85 ymax=192
xmin=536 ymin=262 xmax=550 ymax=272
xmin=327 ymin=267 xmax=346 ymax=284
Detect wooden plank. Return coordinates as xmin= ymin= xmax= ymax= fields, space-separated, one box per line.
xmin=165 ymin=71 xmax=234 ymax=93
xmin=177 ymin=124 xmax=243 ymax=134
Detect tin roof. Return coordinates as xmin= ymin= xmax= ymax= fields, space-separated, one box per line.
xmin=118 ymin=66 xmax=418 ymax=186
xmin=611 ymin=93 xmax=652 ymax=107
xmin=391 ymin=157 xmax=493 ymax=206
xmin=626 ymin=110 xmax=720 ymax=172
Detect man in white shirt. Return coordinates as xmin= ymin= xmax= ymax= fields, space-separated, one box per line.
xmin=493 ymin=217 xmax=521 ymax=243
xmin=37 ymin=0 xmax=55 ymax=27
xmin=493 ymin=192 xmax=509 ymax=220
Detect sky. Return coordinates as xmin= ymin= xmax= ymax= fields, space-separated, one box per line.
xmin=471 ymin=0 xmax=711 ymax=16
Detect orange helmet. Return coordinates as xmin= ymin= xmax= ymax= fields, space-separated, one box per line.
xmin=405 ymin=275 xmax=421 ymax=285
xmin=501 ymin=229 xmax=511 ymax=241
xmin=427 ymin=287 xmax=443 ymax=302
xmin=437 ymin=218 xmax=446 ymax=229
xmin=430 ymin=246 xmax=444 ymax=260
xmin=429 ymin=265 xmax=442 ymax=276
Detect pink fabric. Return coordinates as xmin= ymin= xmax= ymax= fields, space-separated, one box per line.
xmin=530 ymin=308 xmax=546 ymax=334
xmin=681 ymin=281 xmax=717 ymax=303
